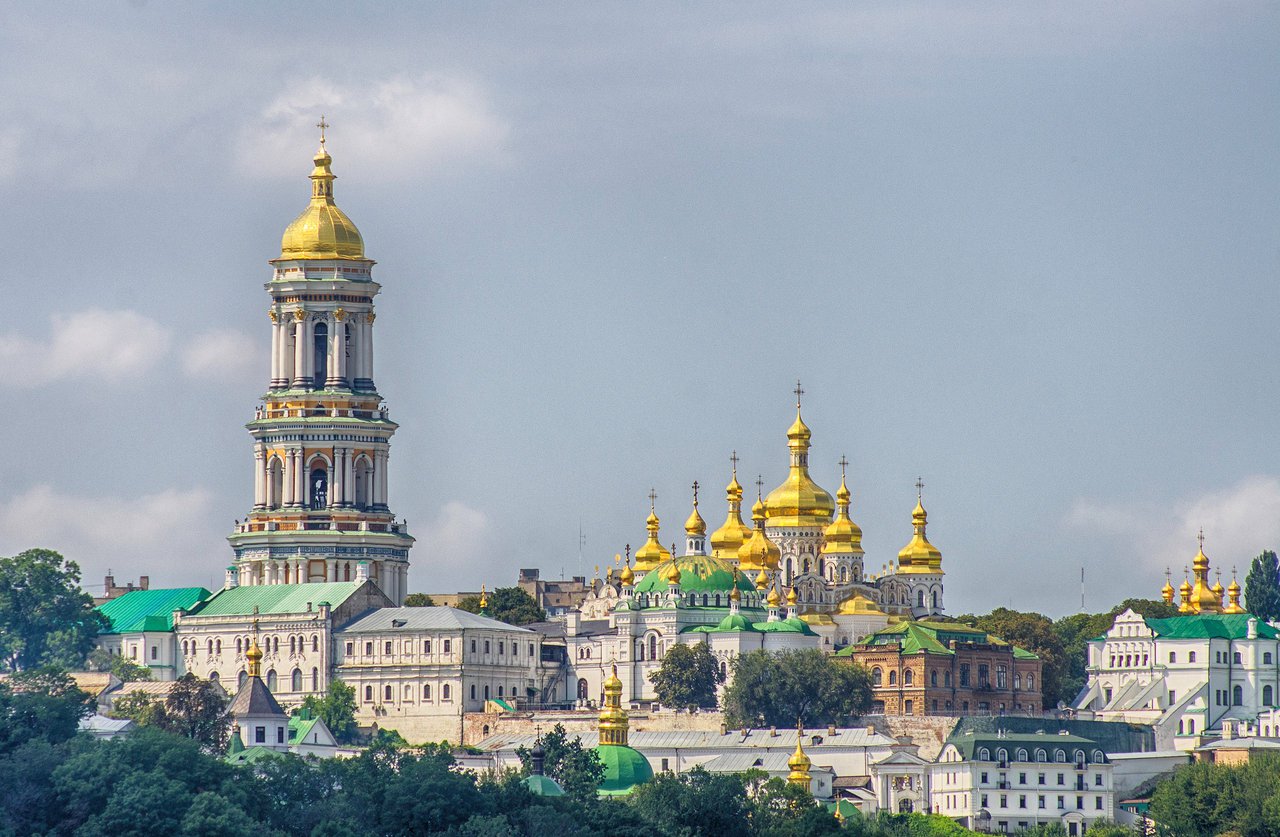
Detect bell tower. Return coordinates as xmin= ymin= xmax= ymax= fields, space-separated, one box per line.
xmin=227 ymin=123 xmax=414 ymax=604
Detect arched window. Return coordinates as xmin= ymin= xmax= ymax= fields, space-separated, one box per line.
xmin=1189 ymin=651 xmax=1196 ymax=663
xmin=1035 ymin=748 xmax=1047 ymax=762
xmin=996 ymin=749 xmax=1008 ymax=765
xmin=917 ymin=590 xmax=925 ymax=608
xmin=1016 ymin=748 xmax=1028 ymax=762
xmin=497 ymin=685 xmax=503 ymax=696
xmin=1054 ymin=749 xmax=1066 ymax=763
xmin=385 ymin=685 xmax=393 ymax=701
xmin=354 ymin=457 xmax=370 ymax=510
xmin=702 ymin=594 xmax=708 ymax=607
xmin=1234 ymin=651 xmax=1243 ymax=664
xmin=312 ymin=635 xmax=319 ymax=653
xmin=577 ymin=679 xmax=589 ymax=700
xmin=945 ymin=671 xmax=952 ymax=687
xmin=344 ymin=562 xmax=351 ymax=581
xmin=1026 ymin=674 xmax=1034 ymax=690
xmin=889 ymin=671 xmax=897 ymax=685
xmin=904 ymin=670 xmax=914 ymax=685
xmin=720 ymin=662 xmax=727 ymax=678
xmin=839 ymin=567 xmax=847 ymax=582
xmin=313 ymin=321 xmax=328 ymax=388
xmin=872 ymin=667 xmax=882 ymax=686
xmin=636 ymin=641 xmax=644 ymax=661
xmin=207 ymin=639 xmax=213 ymax=655
xmin=1233 ymin=684 xmax=1243 ymax=706
xmin=290 ymin=636 xmax=297 ymax=654
xmin=267 ymin=457 xmax=284 ymax=508
xmin=932 ymin=590 xmax=940 ymax=608
xmin=1092 ymin=750 xmax=1105 ymax=763
xmin=1266 ymin=685 xmax=1274 ymax=706
xmin=1014 ymin=674 xmax=1022 ymax=690
xmin=311 ymin=667 xmax=319 ymax=690
xmin=238 ymin=670 xmax=248 ymax=690
xmin=234 ymin=638 xmax=241 ymax=655
xmin=310 ymin=467 xmax=328 ymax=510
xmin=364 ymin=685 xmax=373 ymax=702
xmin=266 ymin=670 xmax=277 ymax=690
xmin=978 ymin=748 xmax=990 ymax=761
xmin=424 ymin=684 xmax=432 ymax=700
xmin=291 ymin=669 xmax=302 ymax=692
xmin=649 ymin=635 xmax=657 ymax=660
xmin=931 ymin=670 xmax=938 ymax=686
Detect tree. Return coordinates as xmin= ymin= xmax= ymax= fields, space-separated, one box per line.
xmin=110 ymin=689 xmax=164 ymax=726
xmin=1246 ymin=550 xmax=1280 ymax=621
xmin=300 ymin=680 xmax=359 ymax=743
xmin=87 ymin=648 xmax=153 ymax=682
xmin=955 ymin=608 xmax=1067 ymax=708
xmin=723 ymin=648 xmax=873 ymax=729
xmin=403 ymin=593 xmax=436 ymax=607
xmin=457 ymin=586 xmax=547 ymax=626
xmin=0 ymin=549 xmax=109 ymax=671
xmin=154 ymin=674 xmax=230 ymax=752
xmin=0 ymin=667 xmax=95 ymax=753
xmin=629 ymin=767 xmax=755 ymax=835
xmin=648 ymin=641 xmax=724 ymax=710
xmin=515 ymin=723 xmax=604 ymax=800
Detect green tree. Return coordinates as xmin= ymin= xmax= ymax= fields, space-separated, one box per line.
xmin=403 ymin=593 xmax=436 ymax=607
xmin=628 ymin=766 xmax=754 ymax=836
xmin=154 ymin=673 xmax=230 ymax=752
xmin=515 ymin=723 xmax=605 ymax=800
xmin=300 ymin=680 xmax=359 ymax=743
xmin=0 ymin=667 xmax=95 ymax=754
xmin=87 ymin=648 xmax=154 ymax=682
xmin=110 ymin=689 xmax=163 ymax=725
xmin=957 ymin=608 xmax=1066 ymax=708
xmin=179 ymin=790 xmax=262 ymax=837
xmin=1246 ymin=550 xmax=1280 ymax=621
xmin=458 ymin=586 xmax=547 ymax=626
xmin=648 ymin=641 xmax=724 ymax=710
xmin=723 ymin=648 xmax=872 ymax=729
xmin=0 ymin=549 xmax=109 ymax=671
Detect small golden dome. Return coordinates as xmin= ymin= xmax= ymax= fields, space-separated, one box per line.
xmin=633 ymin=497 xmax=672 ymax=572
xmin=897 ymin=495 xmax=942 ymax=575
xmin=822 ymin=472 xmax=864 ymax=555
xmin=765 ymin=406 xmax=835 ymax=528
xmin=786 ymin=587 xmax=798 ymax=606
xmin=685 ymin=499 xmax=706 ymax=537
xmin=246 ymin=636 xmax=264 ymax=678
xmin=279 ymin=144 xmax=366 ymax=260
xmin=767 ymin=586 xmax=782 ymax=607
xmin=739 ymin=496 xmax=782 ymax=572
xmin=754 ymin=567 xmax=770 ymax=590
xmin=666 ymin=563 xmax=682 ymax=585
xmin=710 ymin=462 xmax=752 ymax=560
xmin=1225 ymin=572 xmax=1246 ymax=614
xmin=619 ymin=561 xmax=634 ymax=587
xmin=836 ymin=593 xmax=886 ymax=616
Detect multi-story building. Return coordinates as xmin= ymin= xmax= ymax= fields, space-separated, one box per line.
xmin=839 ymin=621 xmax=1043 ymax=716
xmin=335 ymin=607 xmax=547 ymax=742
xmin=930 ymin=732 xmax=1114 ymax=835
xmin=517 ymin=569 xmax=591 ymax=617
xmin=226 ymin=130 xmax=414 ymax=604
xmin=94 ymin=587 xmax=212 ymax=680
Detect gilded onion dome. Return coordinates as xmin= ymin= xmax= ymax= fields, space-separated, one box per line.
xmin=821 ymin=470 xmax=863 ymax=555
xmin=1161 ymin=569 xmax=1175 ymax=605
xmin=1224 ymin=571 xmax=1246 ymax=614
xmin=619 ymin=560 xmax=634 ymax=587
xmin=278 ymin=140 xmax=366 ymax=260
xmin=738 ymin=497 xmax=782 ymax=572
xmin=666 ymin=562 xmax=682 ymax=585
xmin=836 ymin=592 xmax=886 ymax=616
xmin=710 ymin=459 xmax=752 ymax=560
xmin=765 ymin=399 xmax=835 ymax=528
xmin=1188 ymin=533 xmax=1223 ymax=614
xmin=897 ymin=495 xmax=943 ymax=574
xmin=685 ymin=496 xmax=706 ymax=537
xmin=767 ymin=586 xmax=782 ymax=608
xmin=786 ymin=587 xmax=798 ymax=607
xmin=754 ymin=567 xmax=770 ymax=590
xmin=598 ymin=665 xmax=629 ymax=746
xmin=633 ymin=497 xmax=672 ymax=572
xmin=787 ymin=725 xmax=812 ymax=791
xmin=1178 ymin=575 xmax=1193 ymax=614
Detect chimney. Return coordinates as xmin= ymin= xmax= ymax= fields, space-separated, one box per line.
xmin=104 ymin=574 xmax=115 ymax=590
xmin=139 ymin=576 xmax=149 ymax=590
xmin=828 ymin=725 xmax=837 ymax=737
xmin=1223 ymin=721 xmax=1234 ymax=741
xmin=355 ymin=561 xmax=370 ymax=583
xmin=720 ymin=722 xmax=728 ymax=736
xmin=1249 ymin=618 xmax=1260 ymax=640
xmin=770 ymin=726 xmax=778 ymax=737
xmin=224 ymin=565 xmax=239 ymax=590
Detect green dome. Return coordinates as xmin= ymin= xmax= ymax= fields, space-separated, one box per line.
xmin=633 ymin=554 xmax=756 ymax=596
xmin=688 ymin=612 xmax=759 ymax=634
xmin=522 ymin=774 xmax=565 ymax=797
xmin=752 ymin=617 xmax=818 ymax=635
xmin=594 ymin=744 xmax=654 ymax=795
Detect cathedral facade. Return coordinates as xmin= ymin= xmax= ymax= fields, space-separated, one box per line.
xmin=226 ymin=134 xmax=414 ymax=604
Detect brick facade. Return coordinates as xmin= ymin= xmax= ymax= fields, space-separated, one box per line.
xmin=843 ymin=642 xmax=1043 ymax=716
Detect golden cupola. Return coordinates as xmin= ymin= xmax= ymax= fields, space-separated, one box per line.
xmin=710 ymin=456 xmax=753 ymax=560
xmin=765 ymin=387 xmax=835 ymax=528
xmin=619 ymin=559 xmax=634 ymax=587
xmin=1178 ymin=573 xmax=1193 ymax=614
xmin=633 ymin=494 xmax=673 ymax=572
xmin=1161 ymin=569 xmax=1175 ymax=606
xmin=1187 ymin=532 xmax=1223 ymax=614
xmin=598 ymin=665 xmax=629 ymax=746
xmin=738 ymin=494 xmax=782 ymax=572
xmin=278 ymin=132 xmax=366 ymax=261
xmin=821 ymin=463 xmax=863 ymax=556
xmin=1224 ymin=570 xmax=1246 ymax=614
xmin=896 ymin=489 xmax=943 ymax=575
xmin=787 ymin=724 xmax=813 ymax=792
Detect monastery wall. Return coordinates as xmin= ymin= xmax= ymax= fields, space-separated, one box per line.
xmin=462 ymin=708 xmax=725 ymax=746
xmin=868 ymin=715 xmax=960 ymax=761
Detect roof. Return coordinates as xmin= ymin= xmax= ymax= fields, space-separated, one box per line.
xmin=97 ymin=587 xmax=211 ymax=634
xmin=1145 ymin=613 xmax=1280 ymax=640
xmin=69 ymin=672 xmax=116 ymax=697
xmin=522 ymin=774 xmax=565 ymax=797
xmin=225 ymin=745 xmax=285 ymax=765
xmin=701 ymin=751 xmax=834 ymax=775
xmin=339 ymin=606 xmax=534 ymax=633
xmin=79 ymin=714 xmax=135 ymax=735
xmin=227 ymin=676 xmax=285 ymax=718
xmin=840 ymin=620 xmax=1038 ymax=659
xmin=594 ymin=743 xmax=654 ymax=795
xmin=947 ymin=733 xmax=1107 ymax=762
xmin=632 ymin=554 xmax=756 ymax=596
xmin=191 ymin=582 xmax=365 ymax=617
xmin=478 ymin=726 xmax=897 ymax=752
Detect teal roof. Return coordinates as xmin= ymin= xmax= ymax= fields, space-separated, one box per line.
xmin=633 ymin=555 xmax=755 ymax=596
xmin=1145 ymin=613 xmax=1280 ymax=640
xmin=289 ymin=715 xmax=318 ymax=745
xmin=192 ymin=582 xmax=365 ymax=617
xmin=97 ymin=588 xmax=212 ymax=635
xmin=947 ymin=732 xmax=1107 ymax=763
xmin=840 ymin=620 xmax=1037 ymax=659
xmin=225 ymin=745 xmax=285 ymax=765
xmin=522 ymin=774 xmax=565 ymax=797
xmin=595 ymin=744 xmax=654 ymax=795
xmin=751 ymin=617 xmax=817 ymax=635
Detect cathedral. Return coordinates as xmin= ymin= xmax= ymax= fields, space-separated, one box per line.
xmin=226 ymin=126 xmax=414 ymax=605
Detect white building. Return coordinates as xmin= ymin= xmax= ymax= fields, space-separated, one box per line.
xmin=93 ymin=587 xmax=212 ymax=680
xmin=930 ymin=732 xmax=1114 ymax=835
xmin=335 ymin=607 xmax=548 ymax=743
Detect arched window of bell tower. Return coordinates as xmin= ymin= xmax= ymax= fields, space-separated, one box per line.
xmin=267 ymin=457 xmax=284 ymax=509
xmin=313 ymin=322 xmax=328 ymax=389
xmin=309 ymin=468 xmax=328 ymax=510
xmin=354 ymin=456 xmax=371 ymax=509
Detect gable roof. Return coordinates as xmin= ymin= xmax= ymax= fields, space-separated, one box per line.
xmin=97 ymin=587 xmax=212 ymax=634
xmin=838 ymin=620 xmax=1038 ymax=659
xmin=1144 ymin=613 xmax=1280 ymax=640
xmin=191 ymin=582 xmax=366 ymax=617
xmin=947 ymin=733 xmax=1106 ymax=762
xmin=338 ymin=606 xmax=534 ymax=633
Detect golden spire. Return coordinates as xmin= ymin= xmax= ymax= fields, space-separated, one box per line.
xmin=1178 ymin=568 xmax=1193 ymax=614
xmin=822 ymin=455 xmax=863 ymax=555
xmin=619 ymin=552 xmax=634 ymax=587
xmin=633 ymin=490 xmax=673 ymax=571
xmin=598 ymin=664 xmax=629 ymax=746
xmin=738 ymin=478 xmax=782 ymax=571
xmin=478 ymin=585 xmax=489 ymax=612
xmin=684 ymin=481 xmax=706 ymax=537
xmin=666 ymin=561 xmax=682 ymax=586
xmin=730 ymin=569 xmax=742 ymax=605
xmin=767 ymin=585 xmax=782 ymax=608
xmin=787 ymin=722 xmax=812 ymax=792
xmin=786 ymin=586 xmax=798 ymax=607
xmin=1225 ymin=568 xmax=1246 ymax=614
xmin=711 ymin=452 xmax=753 ymax=559
xmin=896 ymin=479 xmax=942 ymax=575
xmin=278 ymin=121 xmax=365 ymax=260
xmin=1161 ymin=568 xmax=1175 ymax=605
xmin=764 ymin=382 xmax=835 ymax=528
xmin=246 ymin=615 xmax=263 ymax=679
xmin=1188 ymin=529 xmax=1223 ymax=614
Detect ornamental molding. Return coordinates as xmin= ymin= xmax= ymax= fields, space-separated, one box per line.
xmin=333 ymin=308 xmax=346 ymax=322
xmin=269 ymin=309 xmax=279 ymax=323
xmin=293 ymin=308 xmax=307 ymax=322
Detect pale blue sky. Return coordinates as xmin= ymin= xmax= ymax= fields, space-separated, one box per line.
xmin=1 ymin=2 xmax=1277 ymax=615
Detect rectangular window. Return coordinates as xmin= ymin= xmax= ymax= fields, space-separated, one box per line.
xmin=277 ymin=727 xmax=285 ymax=744
xmin=365 ymin=642 xmax=373 ymax=655
xmin=661 ymin=758 xmax=669 ymax=771
xmin=385 ymin=641 xmax=392 ymax=654
xmin=499 ymin=642 xmax=504 ymax=655
xmin=1018 ymin=795 xmax=1026 ymax=809
xmin=484 ymin=640 xmax=491 ymax=654
xmin=997 ymin=666 xmax=1007 ymax=689
xmin=1076 ymin=796 xmax=1083 ymax=810
xmin=1096 ymin=796 xmax=1103 ymax=810
xmin=1058 ymin=774 xmax=1065 ymax=785
xmin=981 ymin=794 xmax=988 ymax=808
xmin=960 ymin=664 xmax=971 ymax=687
xmin=151 ymin=646 xmax=157 ymax=660
xmin=470 ymin=684 xmax=476 ymax=700
xmin=1189 ymin=651 xmax=1196 ymax=662
xmin=999 ymin=794 xmax=1007 ymax=809
xmin=345 ymin=642 xmax=353 ymax=655
xmin=529 ymin=643 xmax=535 ymax=656
xmin=1057 ymin=795 xmax=1064 ymax=809
xmin=1019 ymin=773 xmax=1026 ymax=785
xmin=1095 ymin=774 xmax=1102 ymax=786
xmin=981 ymin=772 xmax=988 ymax=784
xmin=1038 ymin=795 xmax=1045 ymax=809
xmin=424 ymin=640 xmax=431 ymax=653
xmin=471 ymin=639 xmax=477 ymax=653
xmin=1169 ymin=690 xmax=1176 ymax=705
xmin=978 ymin=664 xmax=990 ymax=687
xmin=1038 ymin=773 xmax=1045 ymax=785
xmin=444 ymin=639 xmax=452 ymax=654
xmin=255 ymin=726 xmax=266 ymax=743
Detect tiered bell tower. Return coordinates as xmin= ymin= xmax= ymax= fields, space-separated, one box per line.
xmin=227 ymin=124 xmax=414 ymax=604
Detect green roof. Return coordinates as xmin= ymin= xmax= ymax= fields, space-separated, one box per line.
xmin=846 ymin=620 xmax=1038 ymax=659
xmin=289 ymin=715 xmax=319 ymax=745
xmin=752 ymin=616 xmax=817 ymax=635
xmin=633 ymin=555 xmax=756 ymax=596
xmin=225 ymin=745 xmax=286 ymax=765
xmin=1145 ymin=613 xmax=1280 ymax=640
xmin=594 ymin=744 xmax=654 ymax=795
xmin=192 ymin=582 xmax=365 ymax=617
xmin=947 ymin=732 xmax=1106 ymax=763
xmin=522 ymin=774 xmax=566 ymax=797
xmin=97 ymin=587 xmax=212 ymax=635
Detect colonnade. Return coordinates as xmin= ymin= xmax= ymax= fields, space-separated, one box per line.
xmin=236 ymin=558 xmax=408 ymax=602
xmin=253 ymin=443 xmax=389 ymax=510
xmin=270 ymin=308 xmax=375 ymax=391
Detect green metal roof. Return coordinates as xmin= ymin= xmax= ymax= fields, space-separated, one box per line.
xmin=97 ymin=587 xmax=212 ymax=635
xmin=192 ymin=582 xmax=365 ymax=617
xmin=633 ymin=555 xmax=756 ymax=596
xmin=522 ymin=774 xmax=565 ymax=797
xmin=752 ymin=617 xmax=817 ymax=635
xmin=850 ymin=620 xmax=1038 ymax=659
xmin=947 ymin=732 xmax=1107 ymax=763
xmin=1145 ymin=613 xmax=1280 ymax=640
xmin=594 ymin=744 xmax=654 ymax=795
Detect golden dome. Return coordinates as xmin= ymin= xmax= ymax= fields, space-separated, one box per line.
xmin=767 ymin=586 xmax=782 ymax=607
xmin=685 ymin=496 xmax=706 ymax=537
xmin=1161 ymin=570 xmax=1175 ymax=605
xmin=619 ymin=561 xmax=634 ymax=587
xmin=666 ymin=562 xmax=682 ymax=585
xmin=710 ymin=460 xmax=753 ymax=560
xmin=1225 ymin=572 xmax=1246 ymax=614
xmin=738 ymin=498 xmax=782 ymax=572
xmin=633 ymin=498 xmax=672 ymax=572
xmin=821 ymin=471 xmax=864 ymax=555
xmin=598 ymin=664 xmax=629 ymax=746
xmin=278 ymin=144 xmax=366 ymax=260
xmin=246 ymin=636 xmax=264 ymax=678
xmin=896 ymin=496 xmax=943 ymax=575
xmin=786 ymin=586 xmax=798 ymax=606
xmin=765 ymin=406 xmax=836 ymax=528
xmin=754 ymin=567 xmax=770 ymax=590
xmin=837 ymin=593 xmax=886 ymax=616
xmin=787 ymin=725 xmax=812 ymax=791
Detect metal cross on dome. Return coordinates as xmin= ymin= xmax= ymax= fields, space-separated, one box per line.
xmin=838 ymin=455 xmax=849 ymax=478
xmin=691 ymin=480 xmax=699 ymax=505
xmin=316 ymin=115 xmax=329 ymax=146
xmin=916 ymin=477 xmax=925 ymax=499
xmin=794 ymin=380 xmax=804 ymax=409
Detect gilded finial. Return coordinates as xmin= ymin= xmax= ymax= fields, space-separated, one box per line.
xmin=479 ymin=585 xmax=488 ymax=611
xmin=316 ymin=115 xmax=329 ymax=147
xmin=756 ymin=475 xmax=764 ymax=500
xmin=649 ymin=487 xmax=657 ymax=511
xmin=794 ymin=379 xmax=804 ymax=410
xmin=692 ymin=480 xmax=700 ymax=507
xmin=730 ymin=450 xmax=740 ymax=476
xmin=839 ymin=455 xmax=849 ymax=480
xmin=1198 ymin=527 xmax=1205 ymax=552
xmin=916 ymin=476 xmax=924 ymax=500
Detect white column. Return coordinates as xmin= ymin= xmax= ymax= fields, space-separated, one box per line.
xmin=342 ymin=448 xmax=355 ymax=506
xmin=253 ymin=445 xmax=267 ymax=509
xmin=292 ymin=313 xmax=308 ymax=388
xmin=270 ymin=315 xmax=282 ymax=387
xmin=363 ymin=312 xmax=375 ymax=383
xmin=282 ymin=450 xmax=295 ymax=506
xmin=326 ymin=452 xmax=338 ymax=508
xmin=294 ymin=449 xmax=306 ymax=508
xmin=375 ymin=449 xmax=389 ymax=509
xmin=334 ymin=317 xmax=348 ymax=388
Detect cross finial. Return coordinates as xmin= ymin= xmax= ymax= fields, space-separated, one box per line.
xmin=794 ymin=379 xmax=805 ymax=409
xmin=915 ymin=477 xmax=925 ymax=499
xmin=624 ymin=544 xmax=631 ymax=563
xmin=649 ymin=488 xmax=657 ymax=510
xmin=839 ymin=455 xmax=849 ymax=479
xmin=692 ymin=480 xmax=700 ymax=507
xmin=756 ymin=474 xmax=765 ymax=498
xmin=316 ymin=115 xmax=329 ymax=146
xmin=1197 ymin=527 xmax=1205 ymax=551
xmin=730 ymin=450 xmax=739 ymax=475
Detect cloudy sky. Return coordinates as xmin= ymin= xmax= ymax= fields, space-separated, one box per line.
xmin=1 ymin=2 xmax=1277 ymax=615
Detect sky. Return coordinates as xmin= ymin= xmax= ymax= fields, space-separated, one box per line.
xmin=1 ymin=1 xmax=1277 ymax=616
